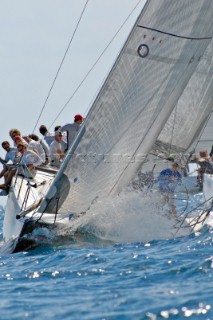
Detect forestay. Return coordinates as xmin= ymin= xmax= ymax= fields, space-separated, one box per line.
xmin=39 ymin=0 xmax=213 ymax=214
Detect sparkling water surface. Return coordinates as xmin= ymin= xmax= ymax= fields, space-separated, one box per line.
xmin=0 ymin=189 xmax=212 ymax=320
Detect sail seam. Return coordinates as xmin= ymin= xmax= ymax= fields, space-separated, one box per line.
xmin=138 ymin=26 xmax=212 ymax=40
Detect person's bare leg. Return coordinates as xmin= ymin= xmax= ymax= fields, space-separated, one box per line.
xmin=0 ymin=167 xmax=8 ymax=180
xmin=5 ymin=168 xmax=16 ymax=185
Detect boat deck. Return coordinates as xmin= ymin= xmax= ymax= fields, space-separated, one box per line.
xmin=11 ymin=166 xmax=57 ymax=212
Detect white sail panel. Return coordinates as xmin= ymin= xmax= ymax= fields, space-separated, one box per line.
xmin=39 ymin=0 xmax=213 ymax=214
xmin=156 ymin=41 xmax=213 ymax=153
xmin=195 ymin=112 xmax=213 ymax=151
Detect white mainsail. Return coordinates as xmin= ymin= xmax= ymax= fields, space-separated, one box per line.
xmin=156 ymin=40 xmax=213 ymax=154
xmin=39 ymin=0 xmax=213 ymax=215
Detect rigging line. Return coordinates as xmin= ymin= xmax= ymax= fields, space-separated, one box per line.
xmin=174 ymin=195 xmax=213 ymax=225
xmin=138 ymin=26 xmax=212 ymax=40
xmin=48 ymin=0 xmax=143 ymax=129
xmin=32 ymin=0 xmax=90 ymax=133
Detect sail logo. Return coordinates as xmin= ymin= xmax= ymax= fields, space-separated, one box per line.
xmin=74 ymin=153 xmax=147 ymax=163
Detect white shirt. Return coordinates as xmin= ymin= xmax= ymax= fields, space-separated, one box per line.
xmin=20 ymin=149 xmax=43 ymax=167
xmin=28 ymin=140 xmax=46 ymax=163
xmin=49 ymin=140 xmax=66 ymax=167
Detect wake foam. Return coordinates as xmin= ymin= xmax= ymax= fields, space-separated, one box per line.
xmin=55 ymin=189 xmax=192 ymax=243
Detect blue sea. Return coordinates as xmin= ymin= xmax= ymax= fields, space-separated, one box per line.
xmin=0 ymin=188 xmax=212 ymax=320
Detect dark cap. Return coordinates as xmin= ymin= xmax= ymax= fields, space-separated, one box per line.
xmin=39 ymin=125 xmax=48 ymax=135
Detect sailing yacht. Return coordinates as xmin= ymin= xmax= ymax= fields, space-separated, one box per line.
xmin=3 ymin=0 xmax=213 ymax=252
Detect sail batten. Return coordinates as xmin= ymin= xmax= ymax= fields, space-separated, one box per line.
xmin=138 ymin=26 xmax=212 ymax=40
xmin=38 ymin=0 xmax=213 ymax=214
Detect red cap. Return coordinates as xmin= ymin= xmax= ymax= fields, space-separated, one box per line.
xmin=74 ymin=114 xmax=84 ymax=122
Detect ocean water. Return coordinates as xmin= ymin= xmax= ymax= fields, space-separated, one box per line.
xmin=0 ymin=186 xmax=212 ymax=320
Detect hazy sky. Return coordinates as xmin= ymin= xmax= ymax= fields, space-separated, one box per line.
xmin=0 ymin=0 xmax=145 ymax=153
xmin=0 ymin=1 xmax=212 ymax=208
xmin=0 ymin=0 xmax=146 ymax=203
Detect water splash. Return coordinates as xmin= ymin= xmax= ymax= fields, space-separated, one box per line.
xmin=55 ymin=189 xmax=193 ymax=243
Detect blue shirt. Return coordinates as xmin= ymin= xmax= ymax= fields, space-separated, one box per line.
xmin=5 ymin=147 xmax=18 ymax=163
xmin=158 ymin=168 xmax=182 ymax=193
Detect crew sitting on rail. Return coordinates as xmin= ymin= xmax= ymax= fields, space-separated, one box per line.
xmin=9 ymin=128 xmax=21 ymax=145
xmin=16 ymin=142 xmax=43 ymax=179
xmin=22 ymin=135 xmax=46 ymax=165
xmin=28 ymin=134 xmax=50 ymax=165
xmin=13 ymin=135 xmax=28 ymax=147
xmin=49 ymin=130 xmax=67 ymax=168
xmin=0 ymin=141 xmax=19 ymax=194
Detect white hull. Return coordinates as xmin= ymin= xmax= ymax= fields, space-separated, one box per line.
xmin=203 ymin=173 xmax=213 ymax=207
xmin=3 ymin=188 xmax=25 ymax=243
xmin=3 ymin=167 xmax=58 ymax=245
xmin=2 ymin=165 xmax=208 ymax=252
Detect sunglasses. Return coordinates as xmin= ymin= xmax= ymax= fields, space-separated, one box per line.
xmin=17 ymin=144 xmax=24 ymax=149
